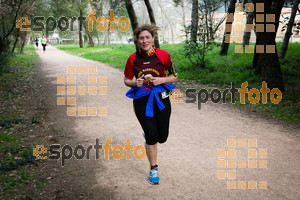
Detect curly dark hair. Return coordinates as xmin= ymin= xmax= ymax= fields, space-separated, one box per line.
xmin=133 ymin=24 xmax=159 ymax=46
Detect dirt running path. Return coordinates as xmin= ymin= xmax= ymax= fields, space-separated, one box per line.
xmin=36 ymin=45 xmax=299 ymax=200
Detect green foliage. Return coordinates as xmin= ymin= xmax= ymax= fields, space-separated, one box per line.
xmin=0 ymin=45 xmax=38 ymax=166
xmin=31 ymin=111 xmax=43 ymax=125
xmin=0 ymin=124 xmax=36 ymax=173
xmin=0 ymin=119 xmax=24 ymax=128
xmin=183 ymin=0 xmax=224 ymax=69
xmin=0 ymin=46 xmax=39 ymax=105
xmin=160 ymin=43 xmax=260 ymax=86
xmin=53 ymin=43 xmax=135 ymax=69
xmin=0 ymin=146 xmax=35 ymax=173
xmin=0 ymin=52 xmax=10 ymax=75
xmin=0 ymin=45 xmax=40 ymax=193
xmin=53 ymin=42 xmax=299 ymax=88
xmin=0 ymin=168 xmax=33 ymax=191
xmin=53 ymin=43 xmax=260 ymax=86
xmin=35 ymin=178 xmax=48 ymax=189
xmin=9 ymin=46 xmax=39 ymax=71
xmin=184 ymin=41 xmax=212 ymax=68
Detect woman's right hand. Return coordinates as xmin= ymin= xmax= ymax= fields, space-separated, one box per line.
xmin=136 ymin=74 xmax=144 ymax=87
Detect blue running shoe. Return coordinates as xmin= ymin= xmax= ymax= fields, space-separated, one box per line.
xmin=149 ymin=167 xmax=160 ymax=184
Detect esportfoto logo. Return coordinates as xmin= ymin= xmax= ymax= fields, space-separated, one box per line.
xmin=33 ymin=138 xmax=146 ymax=166
xmin=172 ymin=81 xmax=282 ymax=110
xmin=16 ymin=9 xmax=129 ymax=33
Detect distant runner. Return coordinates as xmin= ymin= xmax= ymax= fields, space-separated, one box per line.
xmin=34 ymin=37 xmax=39 ymax=49
xmin=41 ymin=35 xmax=47 ymax=52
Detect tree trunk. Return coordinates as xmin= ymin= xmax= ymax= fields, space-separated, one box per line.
xmin=83 ymin=22 xmax=94 ymax=47
xmin=0 ymin=0 xmax=23 ymax=54
xmin=97 ymin=34 xmax=100 ymax=47
xmin=243 ymin=8 xmax=254 ymax=46
xmin=156 ymin=0 xmax=174 ymax=44
xmin=11 ymin=29 xmax=20 ymax=56
xmin=190 ymin=0 xmax=198 ymax=43
xmin=20 ymin=32 xmax=28 ymax=54
xmin=144 ymin=0 xmax=160 ymax=48
xmin=224 ymin=0 xmax=228 ymax=12
xmin=219 ymin=0 xmax=236 ymax=55
xmin=209 ymin=12 xmax=215 ymax=41
xmin=162 ymin=26 xmax=165 ymax=42
xmin=97 ymin=0 xmax=103 ymax=47
xmin=252 ymin=0 xmax=284 ymax=91
xmin=124 ymin=0 xmax=139 ymax=50
xmin=182 ymin=1 xmax=186 ymax=27
xmin=103 ymin=33 xmax=108 ymax=46
xmin=79 ymin=9 xmax=83 ymax=48
xmin=181 ymin=1 xmax=187 ymax=41
xmin=0 ymin=37 xmax=9 ymax=54
xmin=124 ymin=0 xmax=139 ymax=32
xmin=203 ymin=0 xmax=211 ymax=41
xmin=104 ymin=29 xmax=109 ymax=46
xmin=27 ymin=33 xmax=31 ymax=45
xmin=279 ymin=0 xmax=299 ymax=59
xmin=84 ymin=34 xmax=88 ymax=44
xmin=4 ymin=0 xmax=23 ymax=40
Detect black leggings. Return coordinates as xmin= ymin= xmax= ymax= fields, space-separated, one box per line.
xmin=42 ymin=44 xmax=46 ymax=51
xmin=133 ymin=93 xmax=171 ymax=145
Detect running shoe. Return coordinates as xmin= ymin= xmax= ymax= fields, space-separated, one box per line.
xmin=149 ymin=167 xmax=160 ymax=184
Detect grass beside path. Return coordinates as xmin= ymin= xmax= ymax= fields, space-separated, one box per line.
xmin=53 ymin=43 xmax=299 ymax=124
xmin=0 ymin=46 xmax=45 ymax=195
xmin=53 ymin=44 xmax=136 ymax=70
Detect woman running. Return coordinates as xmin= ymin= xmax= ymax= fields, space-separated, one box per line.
xmin=124 ymin=24 xmax=178 ymax=185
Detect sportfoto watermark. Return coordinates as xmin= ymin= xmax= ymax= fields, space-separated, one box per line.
xmin=217 ymin=139 xmax=268 ymax=190
xmin=184 ymin=81 xmax=282 ymax=109
xmin=16 ymin=9 xmax=129 ymax=32
xmin=56 ymin=65 xmax=108 ymax=117
xmin=33 ymin=138 xmax=146 ymax=166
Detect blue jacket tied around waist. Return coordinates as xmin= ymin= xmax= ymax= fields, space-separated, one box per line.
xmin=126 ymin=84 xmax=176 ymax=118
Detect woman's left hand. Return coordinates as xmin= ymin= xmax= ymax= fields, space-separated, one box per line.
xmin=151 ymin=77 xmax=165 ymax=86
